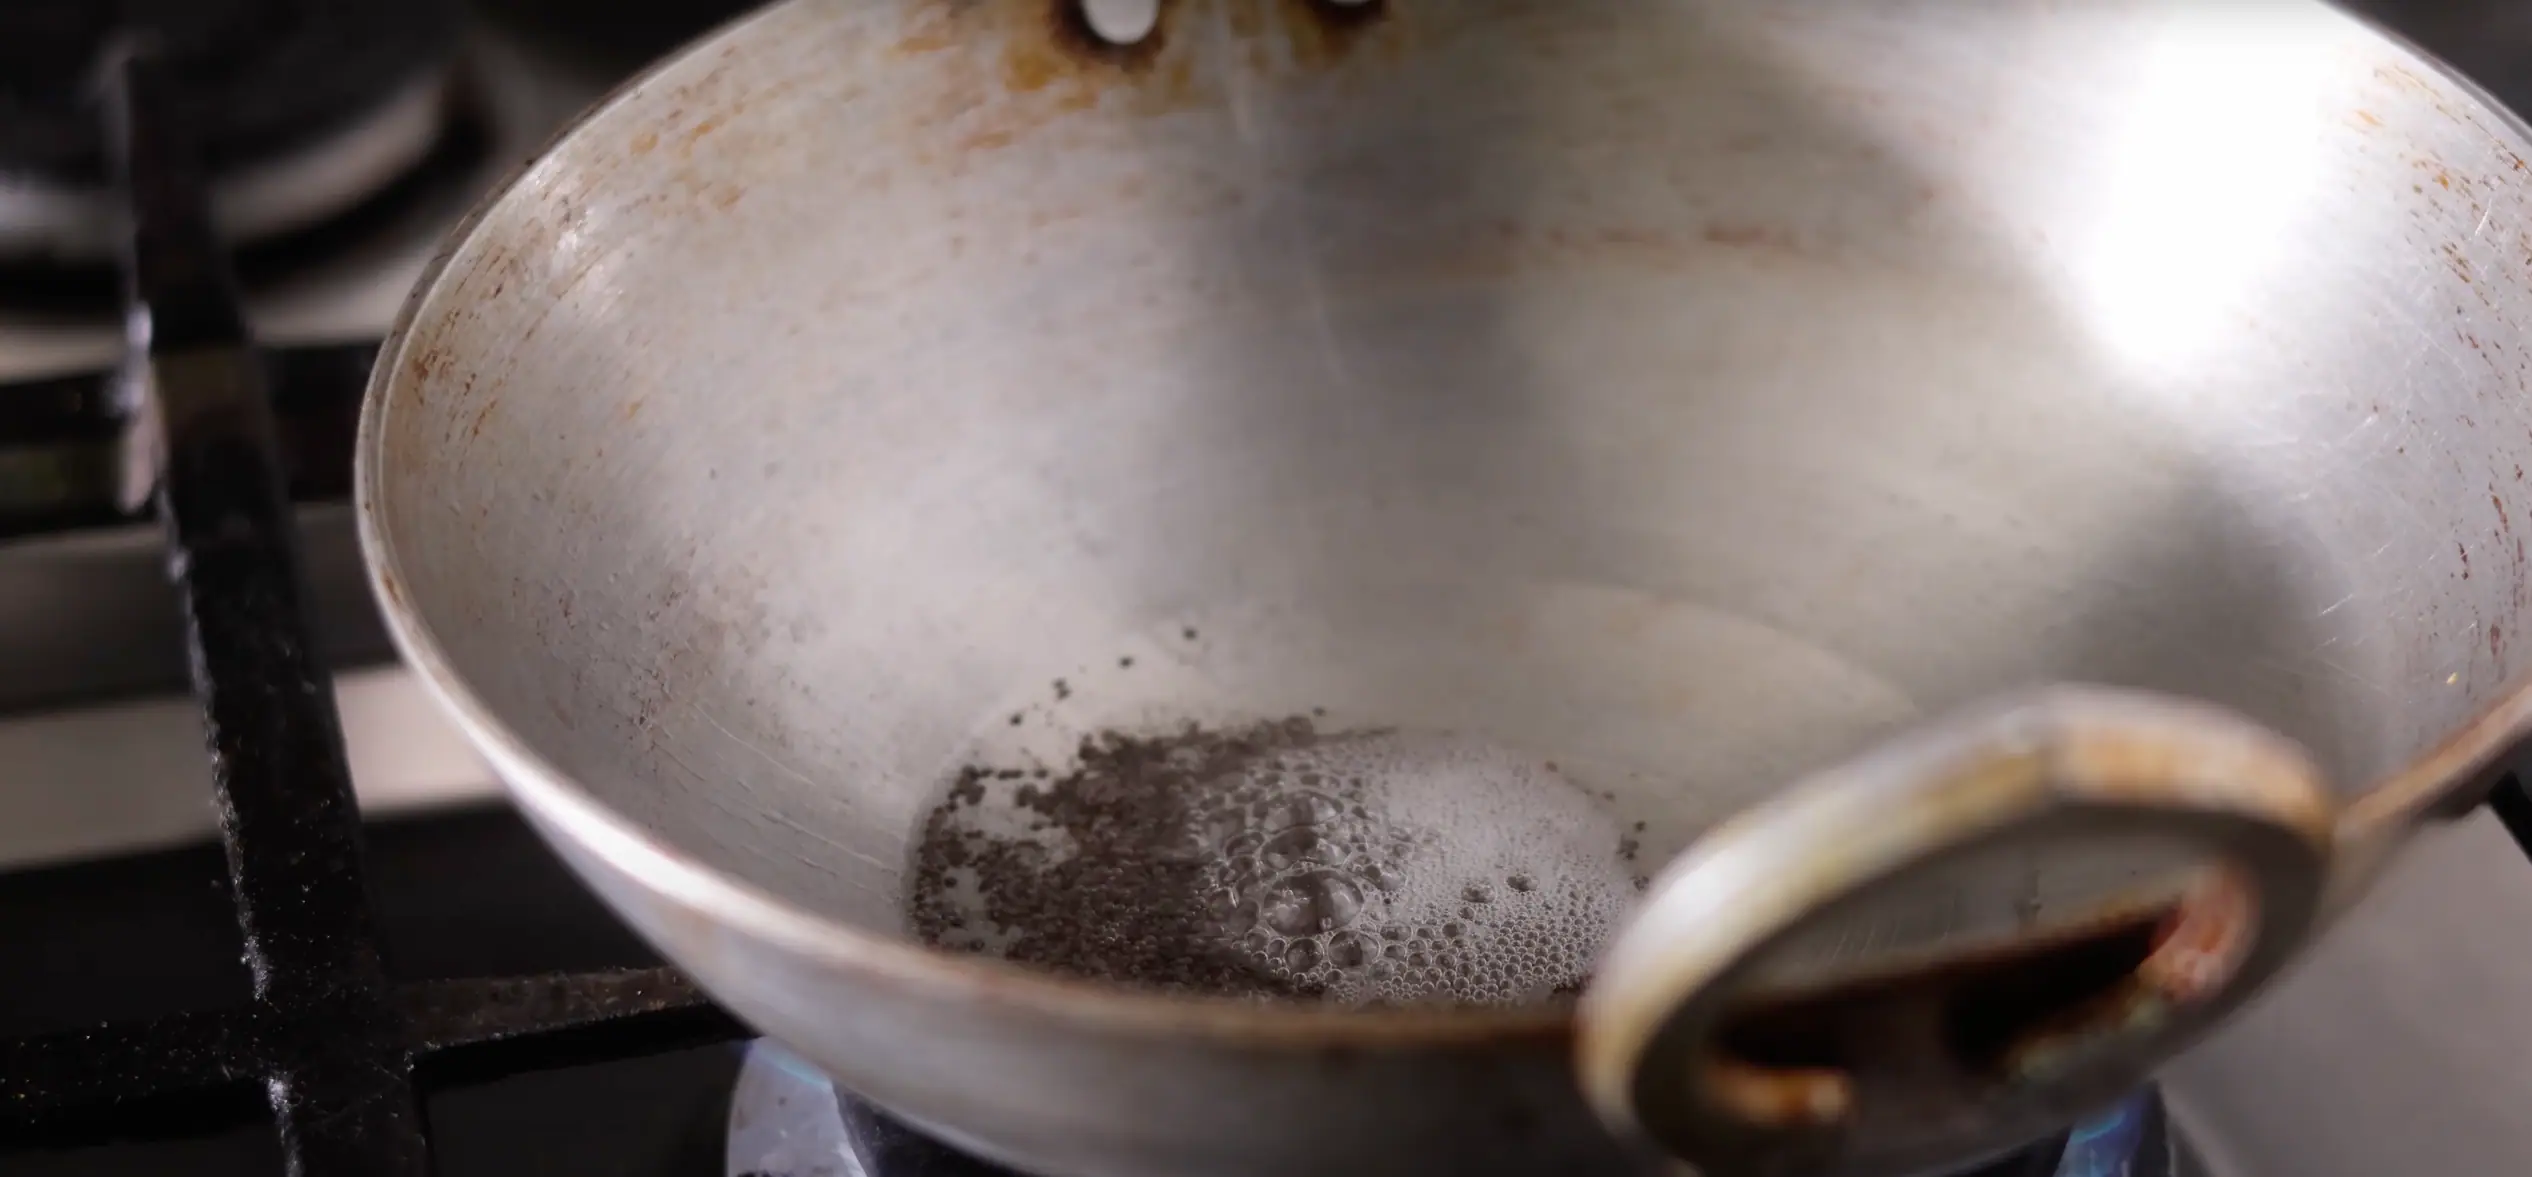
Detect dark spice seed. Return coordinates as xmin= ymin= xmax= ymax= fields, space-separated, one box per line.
xmin=910 ymin=718 xmax=1332 ymax=999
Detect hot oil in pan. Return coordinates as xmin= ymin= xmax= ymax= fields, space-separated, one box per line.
xmin=907 ymin=717 xmax=1646 ymax=1005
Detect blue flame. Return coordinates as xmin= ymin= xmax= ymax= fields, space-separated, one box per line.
xmin=2054 ymin=1093 xmax=2152 ymax=1177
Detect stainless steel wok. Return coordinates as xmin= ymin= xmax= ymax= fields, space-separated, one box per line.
xmin=354 ymin=1 xmax=2532 ymax=1174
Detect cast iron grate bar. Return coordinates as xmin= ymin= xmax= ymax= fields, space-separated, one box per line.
xmin=0 ymin=968 xmax=739 ymax=1149
xmin=109 ymin=42 xmax=428 ymax=1175
xmin=0 ymin=44 xmax=744 ymax=1172
xmin=0 ymin=342 xmax=376 ymax=540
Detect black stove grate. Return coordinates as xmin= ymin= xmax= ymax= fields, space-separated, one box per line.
xmin=0 ymin=0 xmax=462 ymax=186
xmin=0 ymin=46 xmax=743 ymax=1177
xmin=0 ymin=341 xmax=377 ymax=539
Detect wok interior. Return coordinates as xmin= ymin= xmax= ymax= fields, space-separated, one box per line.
xmin=372 ymin=0 xmax=2532 ymax=975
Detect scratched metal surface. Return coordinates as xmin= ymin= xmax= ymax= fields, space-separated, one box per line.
xmin=2166 ymin=3 xmax=2532 ymax=1173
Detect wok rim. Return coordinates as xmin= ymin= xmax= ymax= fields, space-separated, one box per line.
xmin=352 ymin=0 xmax=1573 ymax=1052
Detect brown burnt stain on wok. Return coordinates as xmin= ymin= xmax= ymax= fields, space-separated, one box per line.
xmin=392 ymin=0 xmax=1432 ymax=471
xmin=1043 ymin=0 xmax=1180 ymax=68
xmin=1640 ymin=694 xmax=2334 ymax=1146
xmin=886 ymin=0 xmax=1411 ymax=158
xmin=1706 ymin=891 xmax=2210 ymax=1132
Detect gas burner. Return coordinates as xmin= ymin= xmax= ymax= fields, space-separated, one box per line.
xmin=723 ymin=1041 xmax=2173 ymax=1177
xmin=0 ymin=0 xmax=462 ymax=264
xmin=0 ymin=69 xmax=456 ymax=267
xmin=0 ymin=75 xmax=493 ymax=319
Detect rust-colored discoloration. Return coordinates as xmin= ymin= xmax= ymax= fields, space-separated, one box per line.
xmin=466 ymin=396 xmax=499 ymax=441
xmin=1283 ymin=0 xmax=1394 ymax=65
xmin=999 ymin=39 xmax=1067 ymax=92
xmin=1662 ymin=693 xmax=2336 ymax=1111
xmin=630 ymin=128 xmax=659 ymax=155
xmin=1702 ymin=1057 xmax=1850 ymax=1129
xmin=1404 ymin=217 xmax=1826 ymax=290
xmin=1042 ymin=0 xmax=1178 ymax=68
xmin=624 ymin=398 xmax=646 ymax=421
xmin=1982 ymin=874 xmax=2257 ymax=1084
xmin=886 ymin=0 xmax=1416 ymax=167
xmin=2376 ymin=63 xmax=2434 ymax=94
xmin=2134 ymin=868 xmax=2254 ymax=1004
xmin=961 ymin=127 xmax=1017 ymax=152
xmin=2353 ymin=108 xmax=2383 ymax=129
xmin=1712 ymin=900 xmax=2173 ymax=1122
xmin=1702 ymin=222 xmax=1804 ymax=254
xmin=893 ymin=20 xmax=959 ymax=56
xmin=2511 ymin=536 xmax=2532 ymax=624
xmin=2442 ymin=241 xmax=2475 ymax=284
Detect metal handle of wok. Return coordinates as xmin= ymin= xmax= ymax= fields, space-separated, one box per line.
xmin=1576 ymin=686 xmax=2341 ymax=1177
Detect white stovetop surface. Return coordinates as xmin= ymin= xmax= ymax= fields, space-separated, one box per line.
xmin=0 ymin=666 xmax=496 ymax=867
xmin=2168 ymin=812 xmax=2532 ymax=1177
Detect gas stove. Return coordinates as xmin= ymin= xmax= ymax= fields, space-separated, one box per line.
xmin=0 ymin=2 xmax=2521 ymax=1176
